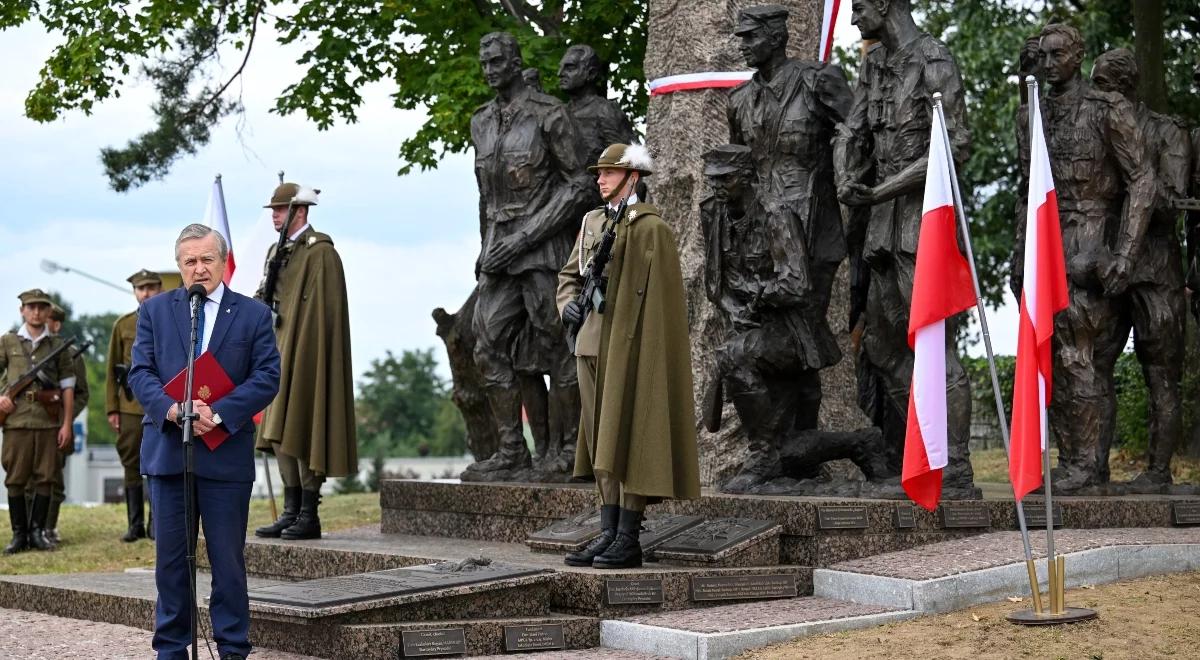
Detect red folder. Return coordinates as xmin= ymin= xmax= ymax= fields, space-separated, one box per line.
xmin=163 ymin=352 xmax=235 ymax=451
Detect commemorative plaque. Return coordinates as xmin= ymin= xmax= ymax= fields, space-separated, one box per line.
xmin=654 ymin=518 xmax=777 ymax=555
xmin=938 ymin=502 xmax=991 ymax=528
xmin=817 ymin=505 xmax=869 ymax=530
xmin=893 ymin=504 xmax=916 ymax=529
xmin=1022 ymin=503 xmax=1064 ymax=528
xmin=247 ymin=562 xmax=544 ymax=608
xmin=525 ymin=507 xmax=601 ymax=550
xmin=605 ymin=578 xmax=665 ymax=605
xmin=503 ymin=624 xmax=566 ymax=652
xmin=1171 ymin=501 xmax=1200 ymax=526
xmin=690 ymin=574 xmax=797 ymax=602
xmin=401 ymin=628 xmax=466 ymax=657
xmin=640 ymin=514 xmax=704 ymax=552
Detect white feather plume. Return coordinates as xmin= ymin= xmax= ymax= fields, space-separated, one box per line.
xmin=293 ymin=186 xmax=320 ymax=205
xmin=618 ymin=143 xmax=654 ymax=172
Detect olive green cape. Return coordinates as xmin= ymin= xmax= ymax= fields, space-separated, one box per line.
xmin=255 ymin=227 xmax=357 ymax=476
xmin=575 ymin=203 xmax=701 ymax=500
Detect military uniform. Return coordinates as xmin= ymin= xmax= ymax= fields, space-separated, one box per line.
xmin=38 ymin=304 xmax=89 ymax=543
xmin=255 ymin=183 xmax=356 ymax=541
xmin=557 ymin=144 xmax=700 ymax=570
xmin=835 ymin=29 xmax=977 ymax=496
xmin=1 ymin=289 xmax=76 ymax=553
xmin=106 ymin=269 xmax=162 ymax=542
xmin=1015 ymin=66 xmax=1153 ymax=491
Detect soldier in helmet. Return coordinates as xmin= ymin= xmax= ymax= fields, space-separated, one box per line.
xmin=0 ymin=289 xmax=77 ymax=553
xmin=255 ymin=183 xmax=357 ymax=540
xmin=107 ymin=269 xmax=163 ymax=542
xmin=1014 ymin=24 xmax=1154 ymax=492
xmin=557 ymin=143 xmax=700 ymax=569
xmin=39 ymin=304 xmax=88 ymax=545
xmin=1091 ymin=48 xmax=1190 ymax=488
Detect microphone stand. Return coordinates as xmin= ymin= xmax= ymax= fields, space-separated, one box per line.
xmin=182 ymin=289 xmax=203 ymax=660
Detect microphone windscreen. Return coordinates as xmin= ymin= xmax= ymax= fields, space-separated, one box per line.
xmin=187 ymin=284 xmax=207 ymax=299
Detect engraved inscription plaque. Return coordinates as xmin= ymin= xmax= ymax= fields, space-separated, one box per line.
xmin=640 ymin=514 xmax=704 ymax=552
xmin=503 ymin=624 xmax=566 ymax=651
xmin=893 ymin=504 xmax=916 ymax=529
xmin=690 ymin=574 xmax=797 ymax=601
xmin=654 ymin=518 xmax=777 ymax=555
xmin=605 ymin=578 xmax=665 ymax=605
xmin=939 ymin=502 xmax=991 ymax=528
xmin=401 ymin=628 xmax=466 ymax=657
xmin=1172 ymin=501 xmax=1200 ymax=526
xmin=817 ymin=505 xmax=869 ymax=530
xmin=526 ymin=507 xmax=601 ymax=546
xmin=1022 ymin=503 xmax=1064 ymax=528
xmin=248 ymin=563 xmax=543 ymax=608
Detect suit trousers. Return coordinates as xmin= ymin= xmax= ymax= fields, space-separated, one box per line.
xmin=148 ymin=474 xmax=252 ymax=659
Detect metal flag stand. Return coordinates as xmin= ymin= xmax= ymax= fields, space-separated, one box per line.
xmin=1001 ymin=78 xmax=1096 ymax=625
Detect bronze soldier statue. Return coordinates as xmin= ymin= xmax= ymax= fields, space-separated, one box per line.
xmin=1091 ymin=48 xmax=1190 ymax=489
xmin=467 ymin=32 xmax=592 ymax=476
xmin=834 ymin=0 xmax=977 ymax=497
xmin=559 ymin=45 xmax=636 ymax=171
xmin=722 ymin=5 xmax=851 ymax=492
xmin=1014 ymin=24 xmax=1154 ymax=492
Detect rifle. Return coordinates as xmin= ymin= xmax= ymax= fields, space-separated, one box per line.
xmin=0 ymin=337 xmax=77 ymax=425
xmin=565 ymin=195 xmax=629 ymax=354
xmin=258 ymin=201 xmax=301 ymax=326
xmin=70 ymin=340 xmax=93 ymax=360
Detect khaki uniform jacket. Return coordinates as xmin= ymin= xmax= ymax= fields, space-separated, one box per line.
xmin=106 ymin=311 xmax=143 ymax=415
xmin=0 ymin=331 xmax=75 ymax=429
xmin=559 ymin=202 xmax=701 ymax=500
xmin=557 ymin=207 xmax=610 ymax=357
xmin=255 ymin=226 xmax=358 ymax=477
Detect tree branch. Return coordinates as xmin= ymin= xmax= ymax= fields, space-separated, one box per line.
xmin=184 ymin=3 xmax=263 ymax=123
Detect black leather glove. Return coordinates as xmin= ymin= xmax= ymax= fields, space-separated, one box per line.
xmin=562 ymin=300 xmax=584 ymax=328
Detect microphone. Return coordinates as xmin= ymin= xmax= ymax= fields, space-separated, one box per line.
xmin=187 ymin=284 xmax=207 ymax=312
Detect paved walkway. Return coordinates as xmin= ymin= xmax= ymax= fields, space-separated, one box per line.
xmin=0 ymin=607 xmax=320 ymax=659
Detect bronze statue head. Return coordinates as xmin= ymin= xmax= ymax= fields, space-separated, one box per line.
xmin=479 ymin=32 xmax=524 ymax=93
xmin=1038 ymin=23 xmax=1085 ymax=88
xmin=559 ymin=44 xmax=603 ymax=94
xmin=1092 ymin=48 xmax=1138 ymax=101
xmin=734 ymin=5 xmax=789 ymax=69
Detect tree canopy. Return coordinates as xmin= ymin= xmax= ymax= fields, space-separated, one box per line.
xmin=6 ymin=0 xmax=646 ymax=191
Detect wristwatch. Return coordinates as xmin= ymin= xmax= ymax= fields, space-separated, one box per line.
xmin=211 ymin=412 xmax=223 ymax=427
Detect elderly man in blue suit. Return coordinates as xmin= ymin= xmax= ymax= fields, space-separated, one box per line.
xmin=130 ymin=223 xmax=280 ymax=660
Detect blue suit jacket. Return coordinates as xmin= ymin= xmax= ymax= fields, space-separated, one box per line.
xmin=129 ymin=286 xmax=280 ymax=482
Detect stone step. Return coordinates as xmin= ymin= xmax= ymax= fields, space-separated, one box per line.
xmin=381 ymin=479 xmax=1200 ymax=566
xmin=222 ymin=528 xmax=814 ymax=616
xmin=0 ymin=569 xmax=598 ymax=659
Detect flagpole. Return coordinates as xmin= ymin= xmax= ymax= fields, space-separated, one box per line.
xmin=931 ymin=93 xmax=1041 ymax=613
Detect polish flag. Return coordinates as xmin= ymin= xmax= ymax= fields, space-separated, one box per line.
xmin=901 ymin=107 xmax=977 ymax=510
xmin=1009 ymin=90 xmax=1069 ymax=499
xmin=818 ymin=0 xmax=842 ymax=63
xmin=203 ymin=174 xmax=236 ymax=284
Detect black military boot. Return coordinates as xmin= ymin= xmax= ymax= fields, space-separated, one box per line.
xmin=255 ymin=486 xmax=300 ymax=538
xmin=593 ymin=508 xmax=643 ymax=569
xmin=281 ymin=489 xmax=322 ymax=540
xmin=146 ymin=495 xmax=155 ymax=541
xmin=27 ymin=494 xmax=54 ymax=551
xmin=45 ymin=497 xmax=63 ymax=547
xmin=122 ymin=484 xmax=147 ymax=542
xmin=564 ymin=505 xmax=618 ymax=567
xmin=4 ymin=496 xmax=30 ymax=555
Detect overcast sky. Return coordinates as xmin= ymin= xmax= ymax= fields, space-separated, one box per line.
xmin=0 ymin=9 xmax=1017 ymax=389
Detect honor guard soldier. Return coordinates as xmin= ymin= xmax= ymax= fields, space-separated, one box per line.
xmin=557 ymin=144 xmax=700 ymax=569
xmin=107 ymin=269 xmax=163 ymax=541
xmin=255 ymin=183 xmax=357 ymax=541
xmin=0 ymin=289 xmax=77 ymax=553
xmin=40 ymin=304 xmax=88 ymax=545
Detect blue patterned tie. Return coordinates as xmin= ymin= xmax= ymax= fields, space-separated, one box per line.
xmin=194 ymin=298 xmax=206 ymax=358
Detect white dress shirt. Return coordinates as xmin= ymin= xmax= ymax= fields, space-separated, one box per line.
xmin=199 ymin=283 xmax=225 ymax=354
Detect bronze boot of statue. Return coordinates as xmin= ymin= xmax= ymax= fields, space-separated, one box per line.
xmin=471 ymin=385 xmax=533 ymax=472
xmin=721 ymin=389 xmax=785 ymax=493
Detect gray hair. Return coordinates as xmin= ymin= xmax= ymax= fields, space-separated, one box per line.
xmin=175 ymin=223 xmax=229 ymax=262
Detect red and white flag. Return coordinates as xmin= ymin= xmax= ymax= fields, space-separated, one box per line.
xmin=901 ymin=107 xmax=976 ymax=510
xmin=203 ymin=174 xmax=236 ymax=285
xmin=818 ymin=0 xmax=842 ymax=63
xmin=1009 ymin=91 xmax=1069 ymax=499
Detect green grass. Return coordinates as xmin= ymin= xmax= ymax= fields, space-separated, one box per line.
xmin=971 ymin=447 xmax=1200 ymax=484
xmin=0 ymin=493 xmax=380 ymax=576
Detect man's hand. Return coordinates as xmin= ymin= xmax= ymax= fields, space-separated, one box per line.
xmin=108 ymin=413 xmax=120 ymax=432
xmin=479 ymin=233 xmax=527 ymax=272
xmin=192 ymin=400 xmax=216 ymax=436
xmin=838 ymin=182 xmax=877 ymax=207
xmin=57 ymin=423 xmax=74 ymax=450
xmin=1103 ymin=254 xmax=1132 ymax=297
xmin=561 ymin=300 xmax=584 ymax=328
xmin=0 ymin=396 xmax=13 ymax=414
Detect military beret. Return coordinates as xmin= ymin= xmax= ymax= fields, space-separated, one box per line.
xmin=734 ymin=5 xmax=789 ymax=35
xmin=18 ymin=289 xmax=52 ymax=306
xmin=127 ymin=269 xmax=163 ymax=287
xmin=265 ymin=182 xmax=320 ymax=208
xmin=703 ymin=144 xmax=754 ymax=177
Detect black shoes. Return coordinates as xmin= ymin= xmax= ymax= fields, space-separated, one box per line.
xmin=255 ymin=486 xmax=300 ymax=538
xmin=122 ymin=484 xmax=147 ymax=542
xmin=5 ymin=496 xmax=29 ymax=555
xmin=280 ymin=489 xmax=322 ymax=540
xmin=593 ymin=508 xmax=643 ymax=569
xmin=27 ymin=495 xmax=54 ymax=551
xmin=564 ymin=505 xmax=619 ymax=567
